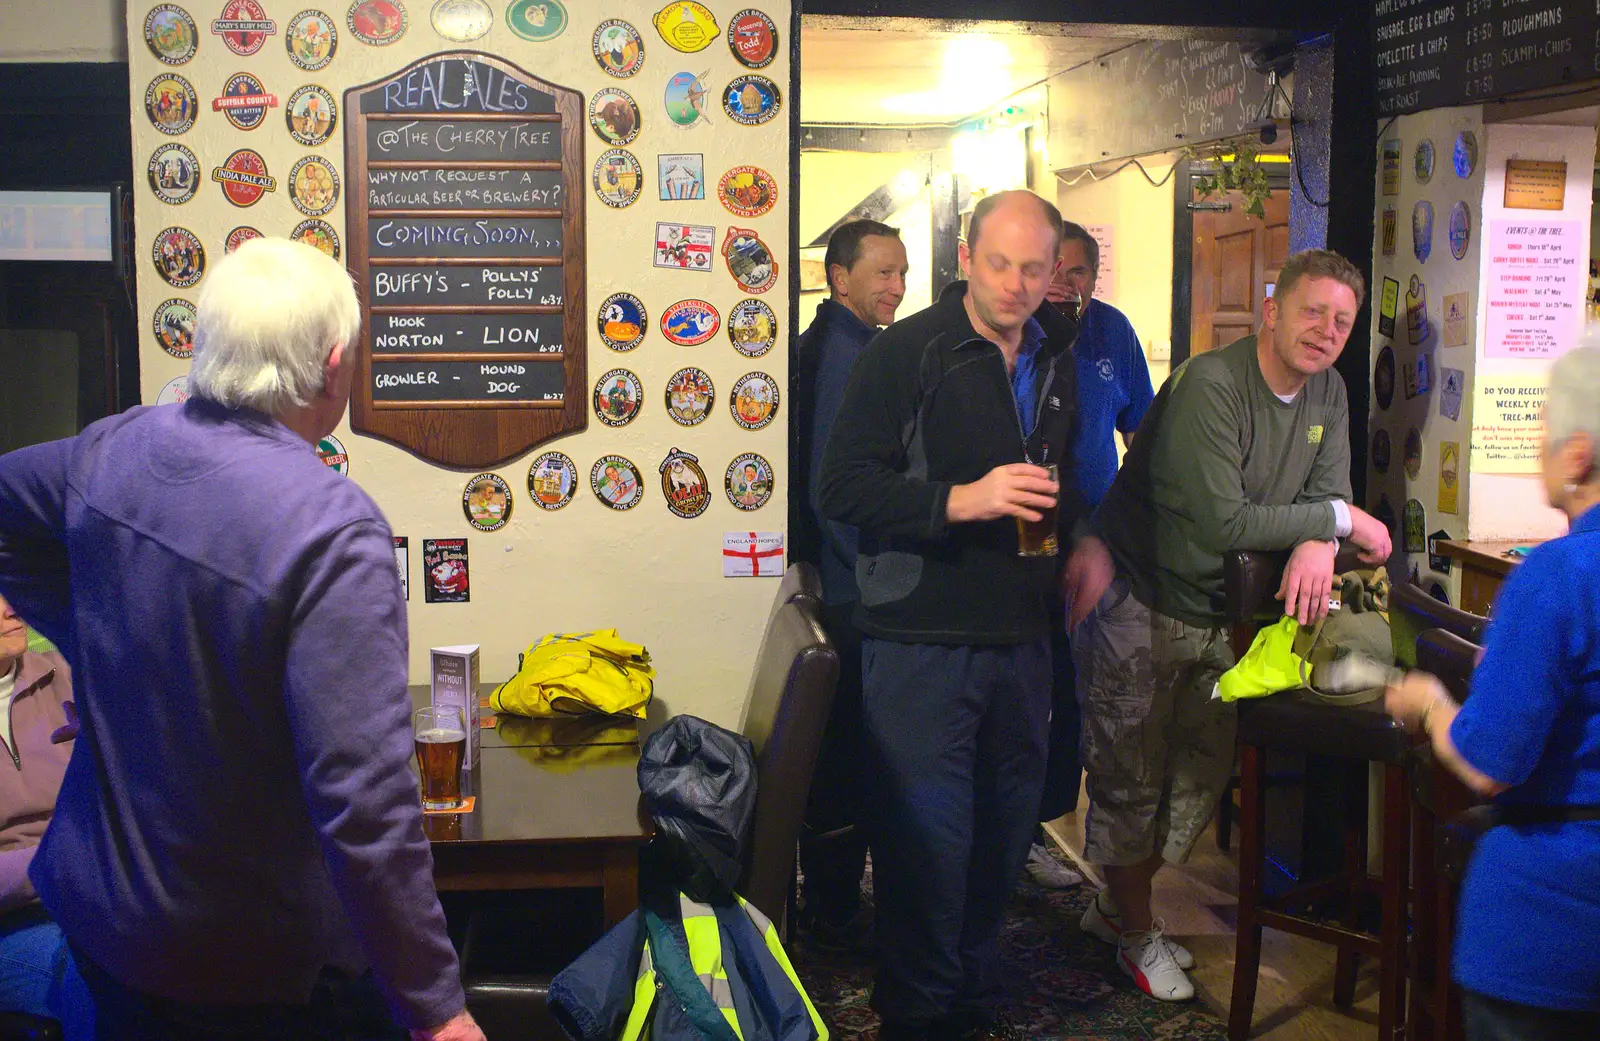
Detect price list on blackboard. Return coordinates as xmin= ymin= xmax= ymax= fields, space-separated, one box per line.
xmin=1375 ymin=0 xmax=1597 ymax=117
xmin=345 ymin=53 xmax=587 ymax=467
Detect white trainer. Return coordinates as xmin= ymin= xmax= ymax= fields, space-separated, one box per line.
xmin=1117 ymin=921 xmax=1195 ymax=1002
xmin=1025 ymin=843 xmax=1084 ymax=889
xmin=1080 ymin=890 xmax=1195 ymax=970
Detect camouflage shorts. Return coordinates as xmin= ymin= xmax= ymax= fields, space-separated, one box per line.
xmin=1073 ymin=578 xmax=1237 ymax=867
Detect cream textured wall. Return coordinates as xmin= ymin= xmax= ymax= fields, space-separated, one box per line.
xmin=0 ymin=0 xmax=126 ymax=61
xmin=1054 ymin=159 xmax=1175 ymax=389
xmin=126 ymin=0 xmax=792 ymax=726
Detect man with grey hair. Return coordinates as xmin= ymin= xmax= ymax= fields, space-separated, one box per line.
xmin=0 ymin=239 xmax=482 ymax=1040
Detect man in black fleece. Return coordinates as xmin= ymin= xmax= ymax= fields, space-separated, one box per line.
xmin=819 ymin=190 xmax=1114 ymax=1040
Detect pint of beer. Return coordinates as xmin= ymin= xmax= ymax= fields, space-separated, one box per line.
xmin=414 ymin=706 xmax=466 ymax=811
xmin=1016 ymin=462 xmax=1060 ymax=557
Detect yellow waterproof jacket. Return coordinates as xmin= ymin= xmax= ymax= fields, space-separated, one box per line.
xmin=489 ymin=630 xmax=654 ymax=718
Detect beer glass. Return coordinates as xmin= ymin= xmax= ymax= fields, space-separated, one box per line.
xmin=1016 ymin=462 xmax=1060 ymax=557
xmin=414 ymin=705 xmax=466 ymax=811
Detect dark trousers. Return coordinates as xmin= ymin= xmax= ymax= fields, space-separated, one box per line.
xmin=1462 ymin=990 xmax=1600 ymax=1041
xmin=1037 ymin=621 xmax=1082 ymax=822
xmin=861 ymin=637 xmax=1051 ymax=1025
xmin=71 ymin=946 xmax=406 ymax=1041
xmin=798 ymin=601 xmax=870 ymax=921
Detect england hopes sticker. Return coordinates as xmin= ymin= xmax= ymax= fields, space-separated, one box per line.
xmin=317 ymin=433 xmax=350 ymax=474
xmin=214 ymin=71 xmax=278 ymax=131
xmin=727 ymin=298 xmax=775 ymax=356
xmin=722 ymin=226 xmax=778 ymax=293
xmin=665 ymin=366 xmax=714 ymax=426
xmin=723 ymin=74 xmax=780 ymax=125
xmin=593 ymin=19 xmax=645 ymax=77
xmin=726 ymin=9 xmax=777 ymax=69
xmin=146 ymin=5 xmax=199 ymax=65
xmin=659 ymin=448 xmax=711 ymax=518
xmin=225 ymin=226 xmax=262 ymax=252
xmin=597 ymin=292 xmax=647 ymax=351
xmin=661 ymin=299 xmax=719 ymax=345
xmin=593 ymin=368 xmax=643 ymax=426
xmin=725 ymin=452 xmax=772 ymax=511
xmin=423 ymin=537 xmax=469 ymax=603
xmin=146 ymin=74 xmax=199 ymax=135
xmin=717 ymin=165 xmax=776 ymax=218
xmin=286 ymin=9 xmax=338 ymax=69
xmin=291 ymin=219 xmax=340 ymax=259
xmin=591 ymin=455 xmax=643 ymax=511
xmin=211 ymin=0 xmax=277 ymax=56
xmin=589 ymin=87 xmax=640 ymax=147
xmin=148 ymin=143 xmax=201 ymax=205
xmin=527 ymin=451 xmax=577 ymax=510
xmin=593 ymin=149 xmax=643 ymax=208
xmin=213 ymin=149 xmax=277 ymax=207
xmin=290 ymin=156 xmax=340 ymax=216
xmin=153 ymin=298 xmax=197 ymax=359
xmin=463 ymin=472 xmax=513 ymax=531
xmin=152 ymin=227 xmax=206 ymax=288
xmin=730 ymin=371 xmax=778 ymax=430
xmin=287 ymin=84 xmax=338 ymax=146
xmin=347 ymin=0 xmax=408 ymax=45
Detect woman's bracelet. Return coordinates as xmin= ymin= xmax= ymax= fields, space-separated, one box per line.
xmin=1419 ymin=691 xmax=1449 ymax=735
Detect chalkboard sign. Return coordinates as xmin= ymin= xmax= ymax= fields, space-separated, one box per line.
xmin=1050 ymin=40 xmax=1273 ymax=169
xmin=369 ymin=264 xmax=564 ymax=306
xmin=346 ymin=52 xmax=586 ymax=467
xmin=371 ymin=360 xmax=566 ymax=403
xmin=371 ymin=312 xmax=565 ymax=354
xmin=1374 ymin=1 xmax=1597 ymax=116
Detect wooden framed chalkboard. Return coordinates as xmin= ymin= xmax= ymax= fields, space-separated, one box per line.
xmin=345 ymin=52 xmax=586 ymax=468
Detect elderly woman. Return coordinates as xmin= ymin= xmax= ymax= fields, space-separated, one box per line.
xmin=1387 ymin=345 xmax=1600 ymax=1039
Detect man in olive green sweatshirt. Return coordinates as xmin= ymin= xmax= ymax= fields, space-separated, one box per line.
xmin=1073 ymin=250 xmax=1392 ymax=1002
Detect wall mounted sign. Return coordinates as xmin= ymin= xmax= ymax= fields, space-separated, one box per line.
xmin=317 ymin=433 xmax=351 ymax=473
xmin=346 ymin=52 xmax=587 ymax=467
xmin=725 ymin=452 xmax=772 ymax=511
xmin=1442 ymin=291 xmax=1469 ymax=347
xmin=1381 ymin=140 xmax=1400 ymax=196
xmin=153 ymin=226 xmax=205 ymax=287
xmin=727 ymin=298 xmax=774 ymax=356
xmin=1503 ymin=159 xmax=1567 ymax=210
xmin=149 ymin=143 xmax=201 ymax=204
xmin=726 ymin=9 xmax=777 ymax=68
xmin=153 ymin=297 xmax=196 ymax=358
xmin=660 ymin=448 xmax=711 ymax=518
xmin=292 ymin=218 xmax=340 ymax=258
xmin=348 ymin=0 xmax=409 ymax=46
xmin=146 ymin=73 xmax=199 ymax=134
xmin=286 ymin=9 xmax=338 ymax=69
xmin=653 ymin=2 xmax=718 ymax=52
xmin=1378 ymin=276 xmax=1399 ymax=338
xmin=528 ymin=451 xmax=577 ymax=509
xmin=1484 ymin=219 xmax=1583 ymax=359
xmin=593 ymin=367 xmax=642 ymax=426
xmin=422 ymin=537 xmax=469 ymax=603
xmin=462 ymin=471 xmax=512 ymax=531
xmin=718 ymin=165 xmax=776 ymax=218
xmin=588 ymin=87 xmax=640 ymax=146
xmin=655 ymin=222 xmax=714 ymax=271
xmin=1412 ymin=200 xmax=1433 ymax=262
xmin=658 ymin=153 xmax=705 ymax=199
xmin=729 ymin=371 xmax=777 ymax=429
xmin=225 ymin=225 xmax=262 ymax=252
xmin=214 ymin=72 xmax=278 ymax=130
xmin=597 ymin=292 xmax=647 ymax=350
xmin=287 ymin=85 xmax=338 ymax=145
xmin=663 ymin=70 xmax=711 ymax=125
xmin=430 ymin=0 xmax=492 ymax=41
xmin=146 ymin=5 xmax=199 ymax=64
xmin=1453 ymin=131 xmax=1477 ymax=178
xmin=592 ymin=454 xmax=643 ymax=510
xmin=1438 ymin=441 xmax=1460 ymax=514
xmin=593 ymin=19 xmax=645 ymax=77
xmin=1413 ymin=139 xmax=1434 ymax=184
xmin=665 ymin=366 xmax=713 ymax=425
xmin=722 ymin=226 xmax=777 ymax=292
xmin=722 ymin=74 xmax=780 ymax=124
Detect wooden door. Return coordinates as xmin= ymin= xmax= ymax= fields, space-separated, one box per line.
xmin=1190 ymin=186 xmax=1290 ymax=355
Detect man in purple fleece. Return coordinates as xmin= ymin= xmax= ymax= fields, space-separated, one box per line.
xmin=0 ymin=238 xmax=482 ymax=1041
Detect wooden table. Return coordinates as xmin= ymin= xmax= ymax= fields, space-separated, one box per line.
xmin=410 ymin=685 xmax=652 ymax=927
xmin=1436 ymin=539 xmax=1534 ymax=616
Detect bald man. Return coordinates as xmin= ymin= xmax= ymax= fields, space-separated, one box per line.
xmin=820 ymin=191 xmax=1114 ymax=1039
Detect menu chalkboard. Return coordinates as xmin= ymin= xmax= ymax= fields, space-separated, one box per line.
xmin=346 ymin=52 xmax=586 ymax=468
xmin=1050 ymin=40 xmax=1273 ymax=169
xmin=1374 ymin=1 xmax=1597 ymax=116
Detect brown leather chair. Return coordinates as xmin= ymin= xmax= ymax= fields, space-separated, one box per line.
xmin=1223 ymin=545 xmax=1413 ymax=1041
xmin=1407 ymin=627 xmax=1483 ymax=1041
xmin=0 ymin=1014 xmax=61 ymax=1041
xmin=1389 ymin=582 xmax=1487 ymax=670
xmin=739 ymin=600 xmax=840 ymax=935
xmin=768 ymin=561 xmax=823 ymax=624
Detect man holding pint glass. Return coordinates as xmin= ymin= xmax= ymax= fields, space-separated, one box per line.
xmin=820 ymin=190 xmax=1115 ymax=1039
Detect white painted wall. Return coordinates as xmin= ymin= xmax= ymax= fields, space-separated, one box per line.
xmin=0 ymin=0 xmax=126 ymax=62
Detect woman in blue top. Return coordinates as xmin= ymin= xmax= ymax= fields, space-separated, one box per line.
xmin=1386 ymin=344 xmax=1600 ymax=1040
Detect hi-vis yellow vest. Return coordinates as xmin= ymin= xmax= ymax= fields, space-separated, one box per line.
xmin=621 ymin=895 xmax=828 ymax=1041
xmin=489 ymin=630 xmax=654 ymax=719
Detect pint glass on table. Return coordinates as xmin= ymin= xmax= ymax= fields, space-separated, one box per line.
xmin=1015 ymin=462 xmax=1060 ymax=558
xmin=414 ymin=705 xmax=466 ymax=811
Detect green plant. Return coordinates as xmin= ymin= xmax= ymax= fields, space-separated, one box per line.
xmin=1191 ymin=137 xmax=1274 ymax=219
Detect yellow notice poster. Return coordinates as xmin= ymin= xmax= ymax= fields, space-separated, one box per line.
xmin=1438 ymin=441 xmax=1460 ymax=514
xmin=1470 ymin=380 xmax=1545 ymax=474
xmin=1503 ymin=159 xmax=1567 ymax=210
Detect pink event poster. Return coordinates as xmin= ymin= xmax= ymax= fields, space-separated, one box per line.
xmin=1484 ymin=219 xmax=1583 ymax=359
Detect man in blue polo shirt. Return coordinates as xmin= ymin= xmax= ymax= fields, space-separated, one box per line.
xmin=1025 ymin=221 xmax=1155 ymax=889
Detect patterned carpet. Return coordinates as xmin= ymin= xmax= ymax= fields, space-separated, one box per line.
xmin=790 ymin=848 xmax=1230 ymax=1041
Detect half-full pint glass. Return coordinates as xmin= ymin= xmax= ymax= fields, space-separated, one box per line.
xmin=414 ymin=705 xmax=466 ymax=811
xmin=1016 ymin=462 xmax=1060 ymax=557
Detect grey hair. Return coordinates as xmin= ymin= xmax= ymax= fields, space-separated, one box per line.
xmin=188 ymin=237 xmax=361 ymax=416
xmin=1547 ymin=339 xmax=1600 ymax=453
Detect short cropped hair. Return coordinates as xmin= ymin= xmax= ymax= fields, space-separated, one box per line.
xmin=1275 ymin=249 xmax=1366 ymax=312
xmin=1060 ymin=221 xmax=1099 ymax=272
xmin=189 ymin=238 xmax=361 ymax=416
xmin=967 ymin=190 xmax=1064 ymax=255
xmin=824 ymin=219 xmax=900 ymax=293
xmin=1547 ymin=340 xmax=1600 ymax=453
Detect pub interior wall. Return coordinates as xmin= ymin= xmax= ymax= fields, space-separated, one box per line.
xmin=0 ymin=0 xmax=126 ymax=62
xmin=126 ymin=0 xmax=793 ymax=725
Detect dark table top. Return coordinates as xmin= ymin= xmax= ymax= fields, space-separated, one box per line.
xmin=408 ymin=683 xmax=642 ymax=749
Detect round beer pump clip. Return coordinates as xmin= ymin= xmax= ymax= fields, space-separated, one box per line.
xmin=462 ymin=472 xmax=513 ymax=532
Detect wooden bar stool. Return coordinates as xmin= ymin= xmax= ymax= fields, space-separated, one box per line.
xmin=1222 ymin=548 xmax=1412 ymax=1041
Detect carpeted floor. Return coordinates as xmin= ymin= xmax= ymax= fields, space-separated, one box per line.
xmin=790 ymin=848 xmax=1231 ymax=1040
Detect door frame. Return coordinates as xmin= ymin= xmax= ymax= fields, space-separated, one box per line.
xmin=1169 ymin=159 xmax=1294 ymax=367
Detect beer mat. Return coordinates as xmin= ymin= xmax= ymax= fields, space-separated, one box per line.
xmin=481 ymin=713 xmax=496 ymax=728
xmin=423 ymin=796 xmax=476 ymax=815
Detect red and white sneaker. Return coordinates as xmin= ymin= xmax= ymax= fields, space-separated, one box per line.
xmin=1080 ymin=890 xmax=1194 ymax=969
xmin=1117 ymin=922 xmax=1195 ymax=1002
